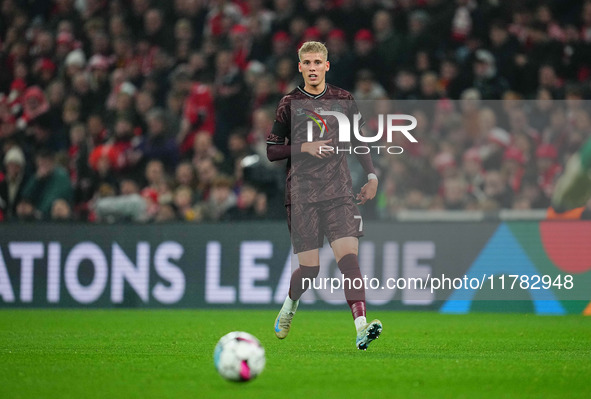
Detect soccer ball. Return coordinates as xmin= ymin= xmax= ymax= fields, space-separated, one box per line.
xmin=213 ymin=331 xmax=265 ymax=382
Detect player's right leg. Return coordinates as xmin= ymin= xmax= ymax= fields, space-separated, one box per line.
xmin=356 ymin=319 xmax=383 ymax=351
xmin=327 ymin=198 xmax=383 ymax=350
xmin=552 ymin=138 xmax=591 ymax=211
xmin=332 ymin=239 xmax=383 ymax=350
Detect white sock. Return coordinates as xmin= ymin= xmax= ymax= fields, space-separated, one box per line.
xmin=354 ymin=316 xmax=367 ymax=332
xmin=281 ymin=295 xmax=299 ymax=313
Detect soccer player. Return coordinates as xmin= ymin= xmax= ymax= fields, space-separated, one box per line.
xmin=547 ymin=137 xmax=591 ymax=219
xmin=266 ymin=41 xmax=382 ymax=350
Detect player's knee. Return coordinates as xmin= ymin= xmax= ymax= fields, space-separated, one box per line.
xmin=337 ymin=253 xmax=359 ymax=275
xmin=332 ymin=237 xmax=359 ymax=262
xmin=301 ymin=265 xmax=320 ymax=279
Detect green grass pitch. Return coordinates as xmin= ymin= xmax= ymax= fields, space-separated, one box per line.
xmin=0 ymin=309 xmax=590 ymax=399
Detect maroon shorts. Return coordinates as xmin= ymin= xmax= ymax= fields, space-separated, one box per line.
xmin=286 ymin=196 xmax=363 ymax=254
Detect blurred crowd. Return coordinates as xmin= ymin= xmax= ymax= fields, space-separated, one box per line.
xmin=1 ymin=0 xmax=591 ymax=222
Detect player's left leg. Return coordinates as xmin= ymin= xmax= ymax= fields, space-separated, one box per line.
xmin=275 ymin=249 xmax=320 ymax=339
xmin=275 ymin=203 xmax=322 ymax=339
xmin=331 ymin=237 xmax=382 ymax=350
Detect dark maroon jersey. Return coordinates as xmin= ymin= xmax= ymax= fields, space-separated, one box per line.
xmin=267 ymin=84 xmax=365 ymax=205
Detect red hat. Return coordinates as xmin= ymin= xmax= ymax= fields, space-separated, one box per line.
xmin=328 ymin=29 xmax=346 ymax=41
xmin=536 ymin=143 xmax=558 ymax=160
xmin=503 ymin=147 xmax=525 ymax=164
xmin=10 ymin=79 xmax=27 ymax=92
xmin=230 ymin=24 xmax=248 ymax=35
xmin=39 ymin=58 xmax=56 ymax=72
xmin=304 ymin=26 xmax=320 ymax=40
xmin=89 ymin=145 xmax=118 ymax=170
xmin=303 ymin=27 xmax=321 ymax=40
xmin=355 ymin=29 xmax=374 ymax=42
xmin=273 ymin=31 xmax=290 ymax=43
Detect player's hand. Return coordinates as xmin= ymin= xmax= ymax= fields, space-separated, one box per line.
xmin=301 ymin=140 xmax=334 ymax=159
xmin=356 ymin=179 xmax=378 ymax=205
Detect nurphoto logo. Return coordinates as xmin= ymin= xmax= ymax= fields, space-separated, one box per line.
xmin=304 ymin=109 xmax=418 ymax=155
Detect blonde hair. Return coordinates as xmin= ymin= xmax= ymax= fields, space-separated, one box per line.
xmin=298 ymin=41 xmax=328 ymax=61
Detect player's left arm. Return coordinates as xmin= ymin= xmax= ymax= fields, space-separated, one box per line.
xmin=347 ymin=94 xmax=378 ymax=205
xmin=352 ymin=124 xmax=378 ymax=205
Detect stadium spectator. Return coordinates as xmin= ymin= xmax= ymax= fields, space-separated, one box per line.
xmin=501 ymin=146 xmax=526 ymax=194
xmin=144 ymin=8 xmax=175 ymax=55
xmin=223 ymin=183 xmax=261 ymax=221
xmin=266 ymin=30 xmax=294 ymax=72
xmin=353 ymin=69 xmax=387 ymax=101
xmin=173 ymin=185 xmax=198 ymax=222
xmin=90 ymin=115 xmax=135 ymax=173
xmin=438 ymin=58 xmax=464 ymax=99
xmin=250 ymin=74 xmax=282 ymax=112
xmin=482 ymin=127 xmax=511 ymax=171
xmin=272 ymin=0 xmax=295 ymax=33
xmin=471 ymin=49 xmax=510 ymax=99
xmin=197 ymin=174 xmax=237 ymax=221
xmin=392 ymin=68 xmax=419 ymax=100
xmin=488 ymin=20 xmax=522 ymax=89
xmin=134 ymin=90 xmax=155 ymax=132
xmin=194 ymin=156 xmax=219 ymax=201
xmin=406 ymin=10 xmax=435 ymax=64
xmin=135 ymin=108 xmax=179 ymax=173
xmin=143 ymin=159 xmax=167 ymax=192
xmin=462 ymin=147 xmax=485 ymax=201
xmin=213 ymin=49 xmax=248 ymax=155
xmin=352 ymin=29 xmax=385 ymax=86
xmin=15 ymin=198 xmax=40 ymax=221
xmin=154 ymin=202 xmax=178 ymax=222
xmin=68 ymin=122 xmax=93 ymax=210
xmin=373 ymin=9 xmax=406 ymax=71
xmin=535 ymin=143 xmax=562 ymax=199
xmin=177 ymin=70 xmax=216 ymax=155
xmin=191 ymin=132 xmax=225 ymax=168
xmin=21 ymin=86 xmax=50 ymax=128
xmin=537 ymin=63 xmax=564 ymax=99
xmin=442 ymin=176 xmax=472 ymax=210
xmin=274 ymin=56 xmax=299 ymax=94
xmin=50 ymin=198 xmax=73 ymax=221
xmin=482 ymin=170 xmax=513 ymax=209
xmin=32 ymin=58 xmax=56 ymax=89
xmin=0 ymin=146 xmax=28 ymax=220
xmin=86 ymin=113 xmax=110 ymax=147
xmin=21 ymin=149 xmax=73 ymax=219
xmin=324 ymin=28 xmax=355 ymax=90
xmin=87 ymin=149 xmax=120 ymax=206
xmin=225 ymin=131 xmax=252 ymax=171
xmin=174 ymin=162 xmax=198 ymax=192
xmin=419 ymin=71 xmax=443 ymax=100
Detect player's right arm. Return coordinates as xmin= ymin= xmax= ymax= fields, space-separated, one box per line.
xmin=266 ymin=96 xmax=333 ymax=161
xmin=266 ymin=96 xmax=293 ymax=162
xmin=266 ymin=126 xmax=296 ymax=161
xmin=267 ymin=135 xmax=333 ymax=161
